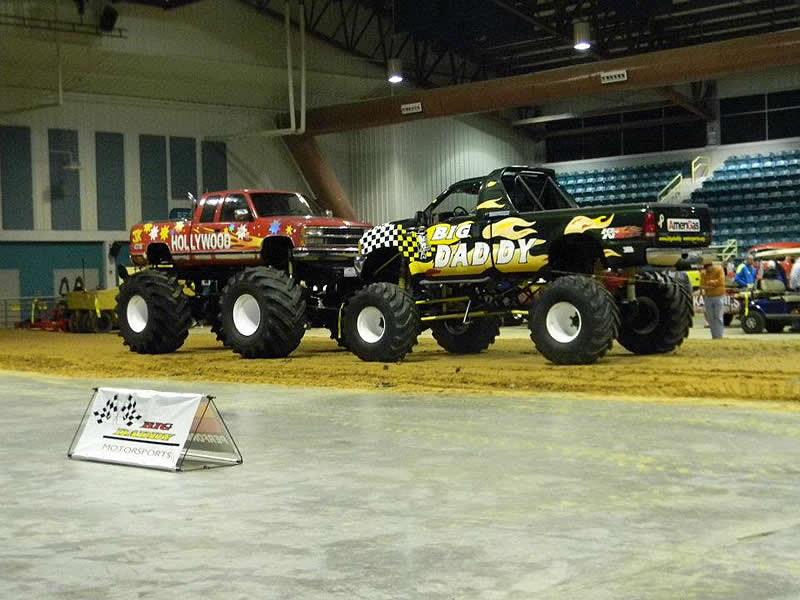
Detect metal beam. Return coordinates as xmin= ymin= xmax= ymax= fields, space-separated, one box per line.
xmin=486 ymin=0 xmax=711 ymax=119
xmin=282 ymin=134 xmax=357 ymax=220
xmin=298 ymin=29 xmax=800 ymax=135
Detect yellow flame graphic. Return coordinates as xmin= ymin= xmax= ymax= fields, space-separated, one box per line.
xmin=563 ymin=214 xmax=614 ymax=235
xmin=482 ymin=217 xmax=538 ymax=240
xmin=604 ymin=249 xmax=622 ymax=258
xmin=476 ymin=199 xmax=506 ymax=210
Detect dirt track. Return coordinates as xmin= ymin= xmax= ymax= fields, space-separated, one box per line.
xmin=2 ymin=328 xmax=800 ymax=403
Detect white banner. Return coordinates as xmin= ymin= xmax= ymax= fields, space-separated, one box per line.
xmin=70 ymin=387 xmax=204 ymax=470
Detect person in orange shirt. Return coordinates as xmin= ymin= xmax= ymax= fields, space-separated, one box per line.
xmin=699 ymin=259 xmax=726 ymax=339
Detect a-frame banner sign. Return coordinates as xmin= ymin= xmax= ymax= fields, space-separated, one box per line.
xmin=68 ymin=387 xmax=242 ymax=472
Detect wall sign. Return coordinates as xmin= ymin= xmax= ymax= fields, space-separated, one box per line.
xmin=401 ymin=101 xmax=423 ymax=115
xmin=68 ymin=387 xmax=242 ymax=471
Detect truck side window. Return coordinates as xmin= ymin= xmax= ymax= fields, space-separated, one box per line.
xmin=199 ymin=196 xmax=220 ymax=223
xmin=220 ymin=194 xmax=251 ymax=221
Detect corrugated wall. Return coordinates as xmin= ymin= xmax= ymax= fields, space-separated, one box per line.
xmin=319 ymin=116 xmax=540 ymax=224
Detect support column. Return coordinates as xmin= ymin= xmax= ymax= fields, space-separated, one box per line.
xmin=283 ymin=134 xmax=357 ymax=221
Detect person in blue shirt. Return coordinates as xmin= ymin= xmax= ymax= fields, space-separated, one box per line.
xmin=734 ymin=254 xmax=757 ymax=288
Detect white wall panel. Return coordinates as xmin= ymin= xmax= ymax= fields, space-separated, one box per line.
xmin=324 ymin=115 xmax=538 ymax=225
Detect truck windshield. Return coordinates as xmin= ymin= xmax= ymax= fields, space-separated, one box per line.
xmin=249 ymin=193 xmax=324 ymax=217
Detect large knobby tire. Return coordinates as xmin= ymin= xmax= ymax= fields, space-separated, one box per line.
xmin=529 ymin=275 xmax=619 ymax=365
xmin=219 ymin=266 xmax=306 ymax=358
xmin=617 ymin=271 xmax=692 ymax=355
xmin=116 ymin=270 xmax=191 ymax=353
xmin=203 ymin=297 xmax=229 ymax=347
xmin=741 ymin=310 xmax=766 ymax=334
xmin=89 ymin=310 xmax=114 ymax=333
xmin=431 ymin=317 xmax=500 ymax=354
xmin=343 ymin=282 xmax=419 ymax=362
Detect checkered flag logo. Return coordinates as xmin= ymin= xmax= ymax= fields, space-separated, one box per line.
xmin=93 ymin=394 xmax=119 ymax=424
xmin=119 ymin=396 xmax=142 ymax=427
xmin=93 ymin=393 xmax=142 ymax=427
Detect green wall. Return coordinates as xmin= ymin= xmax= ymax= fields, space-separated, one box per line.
xmin=0 ymin=242 xmax=104 ymax=296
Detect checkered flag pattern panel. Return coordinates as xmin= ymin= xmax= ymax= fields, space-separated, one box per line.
xmin=396 ymin=230 xmax=419 ymax=259
xmin=359 ymin=223 xmax=399 ymax=254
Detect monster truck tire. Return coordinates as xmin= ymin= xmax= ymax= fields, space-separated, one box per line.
xmin=219 ymin=266 xmax=306 ymax=359
xmin=203 ymin=297 xmax=230 ymax=347
xmin=89 ymin=310 xmax=114 ymax=333
xmin=529 ymin=275 xmax=619 ymax=365
xmin=77 ymin=310 xmax=92 ymax=334
xmin=67 ymin=311 xmax=80 ymax=333
xmin=117 ymin=270 xmax=191 ymax=353
xmin=343 ymin=282 xmax=419 ymax=362
xmin=431 ymin=317 xmax=500 ymax=354
xmin=617 ymin=271 xmax=692 ymax=354
xmin=723 ymin=313 xmax=734 ymax=326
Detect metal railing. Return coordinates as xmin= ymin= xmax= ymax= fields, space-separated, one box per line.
xmin=657 ymin=172 xmax=683 ymax=202
xmin=0 ymin=296 xmax=61 ymax=329
xmin=714 ymin=239 xmax=739 ymax=263
xmin=691 ymin=156 xmax=710 ymax=182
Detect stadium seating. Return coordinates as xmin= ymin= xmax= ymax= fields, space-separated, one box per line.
xmin=557 ymin=161 xmax=688 ymax=207
xmin=690 ymin=150 xmax=800 ymax=249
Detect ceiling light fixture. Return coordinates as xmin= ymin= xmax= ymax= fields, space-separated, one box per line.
xmin=573 ymin=20 xmax=592 ymax=51
xmin=387 ymin=58 xmax=403 ymax=84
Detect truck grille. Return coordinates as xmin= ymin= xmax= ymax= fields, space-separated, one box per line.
xmin=304 ymin=226 xmax=370 ymax=249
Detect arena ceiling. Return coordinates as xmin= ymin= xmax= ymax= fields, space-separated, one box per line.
xmin=215 ymin=0 xmax=800 ymax=86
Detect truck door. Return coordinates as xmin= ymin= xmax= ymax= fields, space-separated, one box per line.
xmin=213 ymin=193 xmax=256 ymax=264
xmin=484 ymin=171 xmax=556 ymax=275
xmin=190 ymin=194 xmax=221 ymax=265
xmin=424 ymin=179 xmax=490 ymax=278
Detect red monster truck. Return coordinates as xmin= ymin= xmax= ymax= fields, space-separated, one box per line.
xmin=118 ymin=190 xmax=370 ymax=358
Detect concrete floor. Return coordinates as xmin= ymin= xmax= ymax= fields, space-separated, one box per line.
xmin=3 ymin=371 xmax=800 ymax=599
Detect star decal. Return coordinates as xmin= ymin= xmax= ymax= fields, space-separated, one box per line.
xmin=236 ymin=224 xmax=249 ymax=240
xmin=174 ymin=221 xmax=184 ymax=233
xmin=143 ymin=223 xmax=153 ymax=233
xmin=131 ymin=229 xmax=142 ymax=243
xmin=285 ymin=225 xmax=294 ymax=235
xmin=159 ymin=226 xmax=169 ymax=241
xmin=269 ymin=220 xmax=281 ymax=235
xmin=228 ymin=224 xmax=235 ymax=232
xmin=149 ymin=225 xmax=160 ymax=241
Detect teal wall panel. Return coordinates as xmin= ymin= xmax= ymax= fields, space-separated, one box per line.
xmin=170 ymin=136 xmax=197 ymax=200
xmin=139 ymin=135 xmax=167 ymax=221
xmin=201 ymin=140 xmax=227 ymax=193
xmin=0 ymin=126 xmax=34 ymax=230
xmin=49 ymin=129 xmax=81 ymax=230
xmin=96 ymin=132 xmax=126 ymax=230
xmin=0 ymin=242 xmax=103 ymax=296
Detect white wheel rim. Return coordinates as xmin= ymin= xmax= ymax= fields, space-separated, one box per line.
xmin=546 ymin=301 xmax=582 ymax=343
xmin=357 ymin=306 xmax=385 ymax=344
xmin=127 ymin=295 xmax=149 ymax=333
xmin=233 ymin=293 xmax=261 ymax=337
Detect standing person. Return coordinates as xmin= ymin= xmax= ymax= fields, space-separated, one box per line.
xmin=734 ymin=254 xmax=757 ymax=289
xmin=790 ymin=258 xmax=800 ymax=291
xmin=780 ymin=256 xmax=793 ymax=280
xmin=700 ymin=259 xmax=726 ymax=339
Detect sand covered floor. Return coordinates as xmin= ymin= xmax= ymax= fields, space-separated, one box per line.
xmin=2 ymin=328 xmax=799 ymax=403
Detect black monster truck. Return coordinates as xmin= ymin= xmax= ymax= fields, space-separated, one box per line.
xmin=343 ymin=166 xmax=713 ymax=365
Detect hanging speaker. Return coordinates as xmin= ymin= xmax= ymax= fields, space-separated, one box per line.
xmin=99 ymin=5 xmax=118 ymax=32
